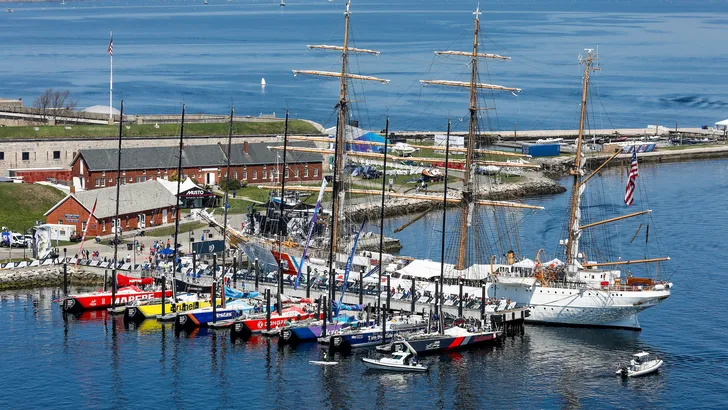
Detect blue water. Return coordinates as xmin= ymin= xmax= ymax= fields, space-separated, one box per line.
xmin=1 ymin=0 xmax=728 ymax=130
xmin=1 ymin=159 xmax=726 ymax=408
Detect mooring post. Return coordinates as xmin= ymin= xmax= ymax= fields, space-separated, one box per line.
xmin=410 ymin=277 xmax=416 ymax=314
xmin=266 ymin=288 xmax=271 ymax=331
xmin=481 ymin=284 xmax=486 ymax=320
xmin=306 ymin=265 xmax=311 ymax=299
xmin=359 ymin=266 xmax=364 ymax=305
xmin=103 ymin=270 xmax=108 ymax=292
xmin=254 ymin=258 xmax=260 ymax=291
xmin=321 ymin=295 xmax=327 ymax=337
xmin=62 ymin=248 xmax=68 ymax=296
xmin=458 ymin=278 xmax=463 ymax=318
xmin=212 ymin=254 xmax=217 ymax=323
xmin=161 ymin=273 xmax=166 ymax=317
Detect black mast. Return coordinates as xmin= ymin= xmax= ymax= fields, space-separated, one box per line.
xmin=377 ymin=116 xmax=389 ymax=326
xmin=439 ymin=119 xmax=451 ymax=335
xmin=172 ymin=104 xmax=185 ymax=302
xmin=276 ymin=110 xmax=289 ymax=314
xmin=326 ymin=115 xmax=340 ymax=318
xmin=222 ymin=106 xmax=234 ymax=309
xmin=111 ymin=100 xmax=123 ymax=309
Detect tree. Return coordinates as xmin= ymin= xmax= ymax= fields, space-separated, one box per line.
xmin=33 ymin=88 xmax=78 ymax=123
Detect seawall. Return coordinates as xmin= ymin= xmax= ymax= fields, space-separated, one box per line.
xmin=0 ymin=267 xmax=104 ymax=291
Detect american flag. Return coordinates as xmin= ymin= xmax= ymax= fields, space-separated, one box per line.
xmin=624 ymin=150 xmax=639 ymax=206
xmin=107 ymin=33 xmax=113 ymax=56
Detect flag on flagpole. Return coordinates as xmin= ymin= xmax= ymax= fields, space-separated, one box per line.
xmin=624 ymin=150 xmax=639 ymax=206
xmin=107 ymin=33 xmax=113 ymax=56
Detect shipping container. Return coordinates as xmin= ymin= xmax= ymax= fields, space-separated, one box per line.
xmin=521 ymin=143 xmax=561 ymax=157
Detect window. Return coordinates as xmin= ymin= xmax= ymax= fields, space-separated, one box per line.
xmin=252 ymin=171 xmax=258 ymax=180
xmin=142 ymin=170 xmax=147 ymax=175
xmin=233 ymin=171 xmax=238 ymax=180
xmin=183 ymin=174 xmax=188 ymax=179
xmin=243 ymin=170 xmax=248 ymax=180
xmin=262 ymin=170 xmax=267 ymax=180
xmin=304 ymin=167 xmax=309 ymax=177
xmin=128 ymin=177 xmax=133 ymax=182
xmin=125 ymin=216 xmax=129 ymax=227
xmin=58 ymin=219 xmax=63 ymax=225
xmin=122 ymin=171 xmax=126 ymax=176
xmin=22 ymin=152 xmax=30 ymax=161
xmin=81 ymin=222 xmax=87 ymax=232
xmin=294 ymin=169 xmax=299 ymax=177
xmin=0 ymin=152 xmax=4 ymax=160
xmin=108 ymin=178 xmax=112 ymax=183
xmin=285 ymin=168 xmax=289 ymax=178
xmin=314 ymin=168 xmax=319 ymax=177
xmin=53 ymin=151 xmax=61 ymax=160
xmin=102 ymin=171 xmax=106 ymax=177
xmin=102 ymin=221 xmax=106 ymax=232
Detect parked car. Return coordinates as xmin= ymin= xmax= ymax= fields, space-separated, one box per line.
xmin=69 ymin=233 xmax=83 ymax=242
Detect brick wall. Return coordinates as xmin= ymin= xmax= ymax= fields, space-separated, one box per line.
xmin=45 ymin=196 xmax=178 ymax=237
xmin=75 ymin=162 xmax=324 ymax=190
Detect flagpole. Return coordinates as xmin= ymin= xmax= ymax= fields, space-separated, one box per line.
xmin=109 ymin=30 xmax=113 ymax=122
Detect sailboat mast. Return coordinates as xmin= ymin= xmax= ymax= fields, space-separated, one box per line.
xmin=221 ymin=106 xmax=234 ymax=309
xmin=455 ymin=7 xmax=481 ymax=270
xmin=377 ymin=116 xmax=389 ymax=326
xmin=566 ymin=50 xmax=597 ymax=269
xmin=172 ymin=104 xmax=185 ymax=295
xmin=332 ymin=0 xmax=352 ymax=256
xmin=111 ymin=100 xmax=123 ymax=308
xmin=277 ymin=110 xmax=289 ymax=314
xmin=440 ymin=119 xmax=451 ymax=335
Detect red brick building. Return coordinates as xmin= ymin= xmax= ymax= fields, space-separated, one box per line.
xmin=44 ymin=180 xmax=178 ymax=237
xmin=70 ymin=141 xmax=323 ymax=190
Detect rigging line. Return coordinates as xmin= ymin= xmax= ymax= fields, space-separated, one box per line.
xmin=591 ymin=78 xmax=616 ymax=131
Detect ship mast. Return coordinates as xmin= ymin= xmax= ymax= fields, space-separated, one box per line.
xmin=420 ymin=4 xmax=520 ymax=270
xmin=565 ymin=49 xmax=598 ymax=275
xmin=292 ymin=0 xmax=388 ymax=255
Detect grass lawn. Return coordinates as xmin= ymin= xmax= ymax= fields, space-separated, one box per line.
xmin=146 ymin=221 xmax=206 ymax=237
xmin=0 ymin=184 xmax=66 ymax=232
xmin=0 ymin=120 xmax=320 ymax=140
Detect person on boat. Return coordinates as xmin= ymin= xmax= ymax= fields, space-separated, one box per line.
xmin=323 ymin=351 xmax=328 ymax=361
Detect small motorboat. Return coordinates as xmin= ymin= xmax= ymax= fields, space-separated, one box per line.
xmin=616 ymin=351 xmax=663 ymax=377
xmin=310 ymin=360 xmax=338 ymax=366
xmin=362 ymin=341 xmax=427 ymax=373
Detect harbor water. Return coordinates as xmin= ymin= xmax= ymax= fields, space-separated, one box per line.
xmin=1 ymin=159 xmax=726 ymax=408
xmin=0 ymin=0 xmax=727 ymax=130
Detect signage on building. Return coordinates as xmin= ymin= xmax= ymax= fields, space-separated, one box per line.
xmin=64 ymin=214 xmax=80 ymax=223
xmin=192 ymin=240 xmax=225 ymax=255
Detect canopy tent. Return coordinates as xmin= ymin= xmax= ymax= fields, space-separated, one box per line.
xmin=513 ymin=258 xmax=536 ymax=269
xmin=324 ymin=125 xmax=386 ymax=153
xmin=715 ymin=119 xmax=728 ymax=130
xmin=395 ymin=259 xmax=496 ymax=281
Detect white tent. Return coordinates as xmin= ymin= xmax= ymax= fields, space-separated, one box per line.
xmin=715 ymin=119 xmax=728 ymax=130
xmin=513 ymin=258 xmax=536 ymax=269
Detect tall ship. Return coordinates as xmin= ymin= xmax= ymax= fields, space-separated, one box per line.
xmin=230 ymin=2 xmax=673 ymax=330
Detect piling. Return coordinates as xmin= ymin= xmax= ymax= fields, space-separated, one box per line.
xmin=212 ymin=254 xmax=217 ymax=324
xmin=265 ymin=288 xmax=272 ymax=331
xmin=103 ymin=270 xmax=108 ymax=292
xmin=62 ymin=248 xmax=68 ymax=296
xmin=381 ymin=301 xmax=386 ymax=344
xmin=410 ymin=277 xmax=415 ymax=313
xmin=254 ymin=258 xmax=260 ymax=291
xmin=481 ymin=285 xmax=486 ymax=320
xmin=359 ymin=267 xmax=364 ymax=305
xmin=458 ymin=278 xmax=463 ymax=318
xmin=321 ymin=295 xmax=327 ymax=337
xmin=306 ymin=266 xmax=311 ymax=299
xmin=161 ymin=274 xmax=166 ymax=316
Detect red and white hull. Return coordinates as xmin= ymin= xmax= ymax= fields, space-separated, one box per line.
xmin=62 ymin=286 xmax=172 ymax=313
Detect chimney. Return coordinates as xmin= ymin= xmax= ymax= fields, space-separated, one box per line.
xmin=70 ymin=186 xmax=76 ymax=194
xmin=243 ymin=141 xmax=249 ymax=154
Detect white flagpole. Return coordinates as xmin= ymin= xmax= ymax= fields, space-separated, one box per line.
xmin=109 ymin=29 xmax=113 ymax=122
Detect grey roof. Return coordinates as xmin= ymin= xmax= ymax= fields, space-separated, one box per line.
xmin=66 ymin=180 xmax=176 ymax=219
xmin=228 ymin=141 xmax=322 ymax=166
xmin=76 ymin=141 xmax=321 ymax=172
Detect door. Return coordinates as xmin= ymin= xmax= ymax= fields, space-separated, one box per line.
xmin=138 ymin=213 xmax=146 ymax=228
xmin=206 ymin=172 xmax=216 ymax=185
xmin=162 ymin=209 xmax=168 ymax=224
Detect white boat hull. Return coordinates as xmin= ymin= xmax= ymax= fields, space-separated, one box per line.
xmin=488 ymin=283 xmax=671 ymax=330
xmin=617 ymin=360 xmax=663 ymax=377
xmin=361 ymin=358 xmax=427 ymax=372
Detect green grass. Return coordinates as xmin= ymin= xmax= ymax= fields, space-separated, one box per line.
xmin=0 ymin=120 xmax=321 ymax=140
xmin=146 ymin=221 xmax=206 ymax=237
xmin=0 ymin=184 xmax=66 ymax=232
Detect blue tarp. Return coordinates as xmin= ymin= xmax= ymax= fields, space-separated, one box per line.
xmin=348 ymin=132 xmax=386 ymax=153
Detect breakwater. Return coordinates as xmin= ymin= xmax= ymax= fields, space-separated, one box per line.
xmin=348 ymin=174 xmax=565 ymax=221
xmin=0 ymin=267 xmax=103 ymax=290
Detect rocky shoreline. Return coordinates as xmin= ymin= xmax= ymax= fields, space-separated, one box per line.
xmin=0 ymin=267 xmax=104 ymax=291
xmin=348 ymin=172 xmax=566 ymax=221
